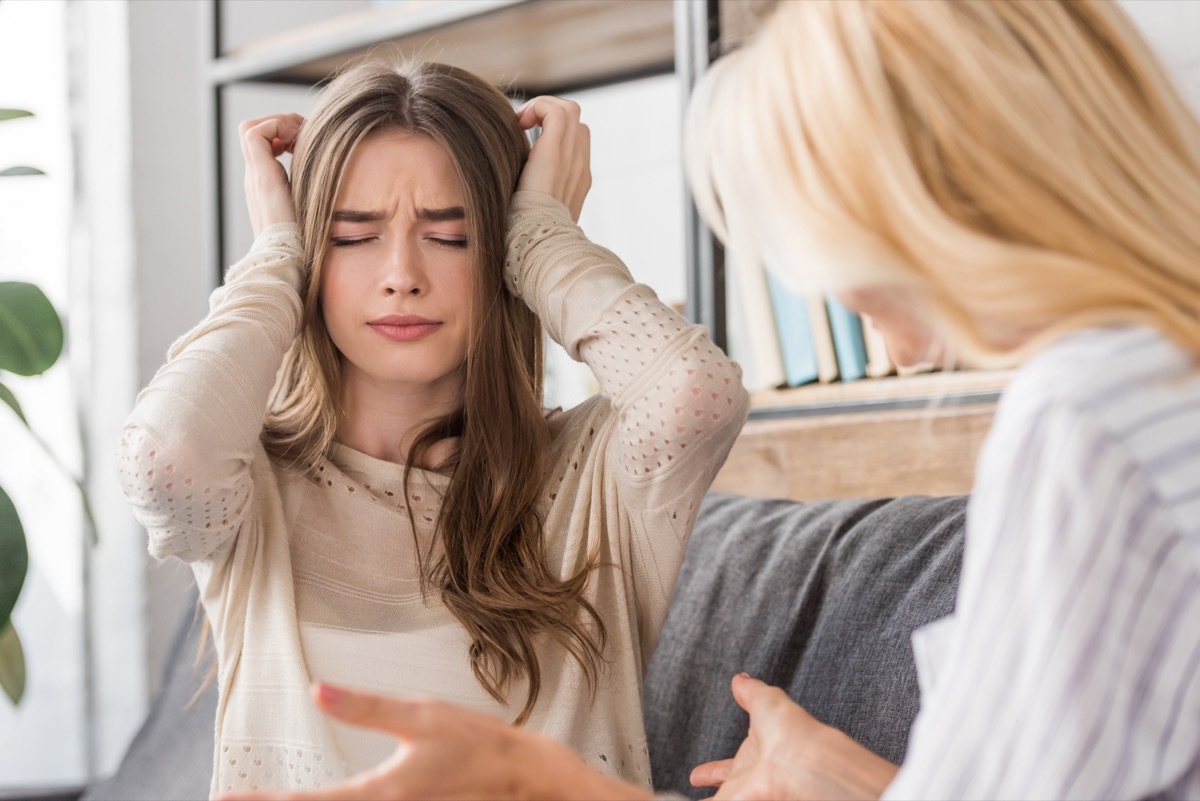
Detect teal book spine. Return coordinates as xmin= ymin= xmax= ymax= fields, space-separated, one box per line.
xmin=766 ymin=273 xmax=820 ymax=387
xmin=825 ymin=295 xmax=869 ymax=382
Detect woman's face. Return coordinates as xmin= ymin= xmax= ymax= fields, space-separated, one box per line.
xmin=835 ymin=286 xmax=941 ymax=368
xmin=320 ymin=130 xmax=474 ymax=396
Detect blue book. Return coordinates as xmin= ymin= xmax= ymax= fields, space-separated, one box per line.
xmin=766 ymin=273 xmax=820 ymax=387
xmin=825 ymin=295 xmax=869 ymax=382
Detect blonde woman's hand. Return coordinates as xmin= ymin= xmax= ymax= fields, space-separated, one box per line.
xmin=516 ymin=96 xmax=591 ymax=222
xmin=690 ymin=674 xmax=898 ymax=801
xmin=239 ymin=113 xmax=304 ymax=238
xmin=217 ymin=683 xmax=653 ymax=801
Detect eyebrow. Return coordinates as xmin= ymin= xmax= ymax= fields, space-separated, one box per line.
xmin=331 ymin=206 xmax=466 ymax=224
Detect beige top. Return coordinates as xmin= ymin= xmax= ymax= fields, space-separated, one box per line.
xmin=117 ymin=191 xmax=748 ymax=797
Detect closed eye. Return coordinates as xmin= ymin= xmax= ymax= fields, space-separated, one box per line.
xmin=430 ymin=237 xmax=468 ymax=250
xmin=331 ymin=237 xmax=375 ymax=248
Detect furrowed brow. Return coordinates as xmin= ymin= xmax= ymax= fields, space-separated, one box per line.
xmin=332 ymin=209 xmax=387 ymax=224
xmin=417 ymin=206 xmax=466 ymax=222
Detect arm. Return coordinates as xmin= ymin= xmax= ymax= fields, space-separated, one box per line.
xmin=886 ymin=398 xmax=1200 ymax=800
xmin=116 ymin=114 xmax=304 ymax=562
xmin=509 ymin=98 xmax=749 ymax=504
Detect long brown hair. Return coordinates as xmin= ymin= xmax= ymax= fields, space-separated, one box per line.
xmin=262 ymin=58 xmax=605 ymax=724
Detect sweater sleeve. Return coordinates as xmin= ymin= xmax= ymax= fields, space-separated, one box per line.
xmin=506 ymin=191 xmax=749 ymax=510
xmin=115 ymin=223 xmax=304 ymax=563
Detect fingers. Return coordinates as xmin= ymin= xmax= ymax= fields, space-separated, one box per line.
xmin=311 ymin=682 xmax=433 ymax=737
xmin=219 ymin=787 xmax=357 ymax=801
xmin=515 ymin=96 xmax=591 ymax=221
xmin=690 ymin=758 xmax=734 ymax=788
xmin=730 ymin=672 xmax=764 ymax=711
xmin=239 ymin=113 xmax=302 ymax=235
xmin=239 ymin=113 xmax=304 ymax=159
xmin=516 ymin=95 xmax=581 ymax=132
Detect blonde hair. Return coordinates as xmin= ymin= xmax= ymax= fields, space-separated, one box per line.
xmin=685 ymin=0 xmax=1200 ymax=367
xmin=261 ymin=58 xmax=604 ymax=725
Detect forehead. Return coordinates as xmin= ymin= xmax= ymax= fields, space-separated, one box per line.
xmin=335 ymin=129 xmax=464 ymax=206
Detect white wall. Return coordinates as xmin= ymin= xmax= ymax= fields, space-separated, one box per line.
xmin=1120 ymin=0 xmax=1200 ymax=112
xmin=0 ymin=0 xmax=87 ymax=784
xmin=1 ymin=0 xmax=1197 ymax=789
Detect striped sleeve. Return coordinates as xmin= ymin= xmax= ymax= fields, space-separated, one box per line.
xmin=885 ymin=341 xmax=1200 ymax=800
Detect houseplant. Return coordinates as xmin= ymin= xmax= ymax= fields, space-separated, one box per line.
xmin=0 ymin=107 xmax=86 ymax=705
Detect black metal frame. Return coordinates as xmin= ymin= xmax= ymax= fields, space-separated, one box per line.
xmin=202 ymin=0 xmax=1000 ymax=418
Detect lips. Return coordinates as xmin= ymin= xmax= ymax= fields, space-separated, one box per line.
xmin=367 ymin=314 xmax=443 ymax=342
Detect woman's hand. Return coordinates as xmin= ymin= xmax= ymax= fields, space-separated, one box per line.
xmin=218 ymin=683 xmax=653 ymax=801
xmin=690 ymin=674 xmax=899 ymax=801
xmin=239 ymin=113 xmax=304 ymax=238
xmin=516 ymin=96 xmax=591 ymax=222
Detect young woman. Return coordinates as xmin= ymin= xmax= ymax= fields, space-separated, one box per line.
xmin=223 ymin=1 xmax=1200 ymax=799
xmin=116 ymin=58 xmax=747 ymax=797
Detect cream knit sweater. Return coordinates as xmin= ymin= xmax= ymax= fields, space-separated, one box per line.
xmin=117 ymin=191 xmax=748 ymax=797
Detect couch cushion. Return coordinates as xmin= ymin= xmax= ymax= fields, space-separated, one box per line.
xmin=644 ymin=492 xmax=966 ymax=799
xmin=82 ymin=600 xmax=214 ymax=801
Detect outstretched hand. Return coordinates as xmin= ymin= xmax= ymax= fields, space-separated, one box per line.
xmin=690 ymin=674 xmax=898 ymax=801
xmin=239 ymin=113 xmax=304 ymax=238
xmin=217 ymin=683 xmax=653 ymax=801
xmin=516 ymin=96 xmax=592 ymax=222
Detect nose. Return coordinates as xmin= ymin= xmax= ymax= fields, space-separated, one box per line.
xmin=381 ymin=237 xmax=426 ymax=297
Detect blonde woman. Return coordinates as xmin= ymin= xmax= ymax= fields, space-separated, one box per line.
xmin=685 ymin=2 xmax=1200 ymax=797
xmin=117 ymin=58 xmax=747 ymax=797
xmin=227 ymin=2 xmax=1200 ymax=799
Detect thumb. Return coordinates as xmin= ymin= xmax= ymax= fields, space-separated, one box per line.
xmin=730 ymin=673 xmax=772 ymax=714
xmin=690 ymin=758 xmax=734 ymax=788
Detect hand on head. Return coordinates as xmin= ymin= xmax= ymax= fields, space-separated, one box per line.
xmin=239 ymin=112 xmax=304 ymax=238
xmin=516 ymin=96 xmax=592 ymax=223
xmin=690 ymin=674 xmax=898 ymax=801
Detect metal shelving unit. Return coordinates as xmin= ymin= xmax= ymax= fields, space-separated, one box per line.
xmin=198 ymin=0 xmax=1003 ymax=471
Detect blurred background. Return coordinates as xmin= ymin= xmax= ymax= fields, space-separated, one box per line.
xmin=0 ymin=0 xmax=1196 ymax=791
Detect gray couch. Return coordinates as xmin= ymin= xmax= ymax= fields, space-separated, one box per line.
xmin=66 ymin=491 xmax=965 ymax=800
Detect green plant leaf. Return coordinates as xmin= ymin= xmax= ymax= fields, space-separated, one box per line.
xmin=0 ymin=166 xmax=45 ymax=177
xmin=0 ymin=621 xmax=25 ymax=704
xmin=0 ymin=109 xmax=33 ymax=124
xmin=0 ymin=486 xmax=28 ymax=634
xmin=0 ymin=282 xmax=64 ymax=376
xmin=0 ymin=381 xmax=25 ymax=425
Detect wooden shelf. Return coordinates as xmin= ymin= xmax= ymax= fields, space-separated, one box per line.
xmin=209 ymin=0 xmax=677 ymax=94
xmin=712 ymin=370 xmax=1012 ymax=501
xmin=714 ymin=403 xmax=996 ymax=502
xmin=748 ymin=369 xmax=1012 ymax=419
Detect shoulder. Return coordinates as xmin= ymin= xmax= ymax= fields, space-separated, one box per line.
xmin=983 ymin=325 xmax=1200 ymax=524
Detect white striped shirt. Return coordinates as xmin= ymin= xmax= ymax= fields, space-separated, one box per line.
xmin=885 ymin=325 xmax=1200 ymax=801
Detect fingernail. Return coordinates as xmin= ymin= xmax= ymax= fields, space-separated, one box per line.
xmin=737 ymin=672 xmax=751 ymax=679
xmin=314 ymin=682 xmax=344 ymax=705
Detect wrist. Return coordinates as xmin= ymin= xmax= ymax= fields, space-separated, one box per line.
xmin=527 ymin=739 xmax=653 ymax=801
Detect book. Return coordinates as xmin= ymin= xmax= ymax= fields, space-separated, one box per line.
xmin=862 ymin=315 xmax=895 ymax=378
xmin=806 ymin=293 xmax=840 ymax=383
xmin=824 ymin=295 xmax=869 ymax=382
xmin=766 ymin=272 xmax=819 ymax=387
xmin=726 ymin=257 xmax=786 ymax=392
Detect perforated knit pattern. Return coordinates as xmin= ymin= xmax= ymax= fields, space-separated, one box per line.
xmin=117 ymin=198 xmax=748 ymax=795
xmin=116 ymin=425 xmax=253 ymax=562
xmin=216 ymin=742 xmax=343 ymax=794
xmin=578 ymin=285 xmax=742 ymax=482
